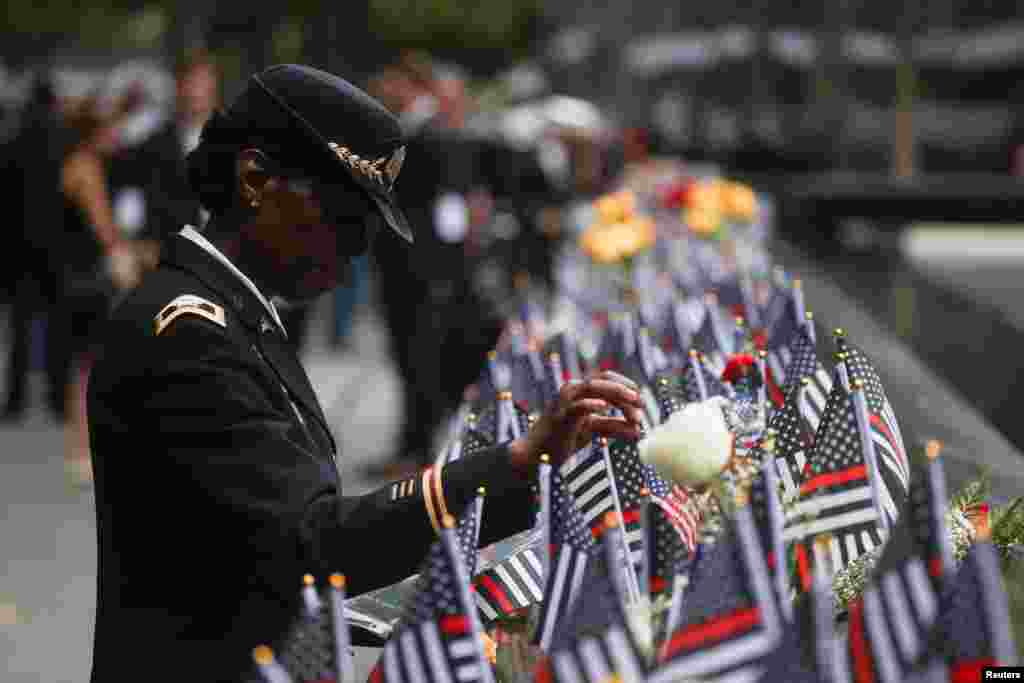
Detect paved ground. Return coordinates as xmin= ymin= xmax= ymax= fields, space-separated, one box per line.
xmin=0 ymin=298 xmax=395 ymax=682
xmin=1 ymin=229 xmax=1023 ymax=681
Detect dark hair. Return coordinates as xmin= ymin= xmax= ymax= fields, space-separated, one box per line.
xmin=185 ymin=109 xmax=243 ymax=216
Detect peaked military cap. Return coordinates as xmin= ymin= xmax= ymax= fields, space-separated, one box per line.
xmin=221 ymin=64 xmax=414 ymax=243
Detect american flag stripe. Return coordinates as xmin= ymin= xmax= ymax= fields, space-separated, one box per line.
xmin=547 ymin=626 xmax=644 ymax=683
xmin=800 ymin=369 xmax=831 ymax=432
xmin=783 ymin=508 xmax=880 ymax=543
xmin=863 ymin=586 xmax=903 ymax=683
xmin=474 ymin=576 xmax=512 ymax=616
xmin=397 ymin=627 xmax=429 ymax=683
xmin=507 ymin=554 xmax=544 ymax=601
xmin=473 ymin=549 xmax=544 ymax=621
xmin=974 ymin=543 xmax=1018 ymax=663
xmin=423 ymin=623 xmax=455 ymax=683
xmin=564 ymin=454 xmax=613 ymax=527
xmin=792 ymin=484 xmax=872 ymax=517
xmin=653 ymin=508 xmax=782 ymax=682
xmin=606 ymin=626 xmax=645 ymax=683
xmin=536 ymin=548 xmax=590 ymax=650
xmin=493 ymin=564 xmax=529 ymax=607
xmin=651 ymin=492 xmax=699 ymax=551
xmin=652 ymin=627 xmax=779 ymax=683
xmin=713 ymin=665 xmax=765 ymax=683
xmin=848 ymin=599 xmax=874 ymax=683
xmin=880 ymin=570 xmax=921 ymax=663
xmin=775 ymin=455 xmax=802 ymax=500
xmin=578 ymin=638 xmax=612 ymax=683
xmin=870 ymin=414 xmax=909 ymax=490
xmin=383 ymin=635 xmax=403 ymax=683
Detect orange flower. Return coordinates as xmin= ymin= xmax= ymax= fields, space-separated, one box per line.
xmin=688 ymin=179 xmax=722 ymax=212
xmin=579 ymin=211 xmax=656 ymax=264
xmin=686 ymin=205 xmax=721 ymax=237
xmin=722 ymin=181 xmax=757 ymax=221
xmin=595 ymin=190 xmax=637 ymax=225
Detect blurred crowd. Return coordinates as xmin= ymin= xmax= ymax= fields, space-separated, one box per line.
xmin=0 ymin=49 xmax=647 ymax=484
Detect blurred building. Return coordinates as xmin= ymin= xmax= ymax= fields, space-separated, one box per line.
xmin=539 ymin=0 xmax=1024 ymax=176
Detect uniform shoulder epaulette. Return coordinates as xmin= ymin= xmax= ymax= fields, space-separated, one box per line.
xmin=154 ymin=294 xmax=227 ymax=336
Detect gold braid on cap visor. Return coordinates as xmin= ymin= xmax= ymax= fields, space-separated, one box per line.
xmin=328 ymin=142 xmax=405 ymax=190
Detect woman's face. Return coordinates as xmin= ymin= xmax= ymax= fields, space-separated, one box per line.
xmin=243 ymin=171 xmax=375 ymax=302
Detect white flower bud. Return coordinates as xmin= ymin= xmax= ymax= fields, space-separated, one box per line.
xmin=638 ymin=396 xmax=733 ymax=487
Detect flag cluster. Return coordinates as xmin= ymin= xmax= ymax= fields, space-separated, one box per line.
xmin=253 ymin=175 xmax=1018 ymax=682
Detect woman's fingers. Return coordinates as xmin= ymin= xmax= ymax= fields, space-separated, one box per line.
xmin=562 ymin=398 xmax=609 ymax=419
xmin=597 ymin=370 xmax=640 ymax=391
xmin=561 ymin=377 xmax=643 ymax=411
xmin=575 ymin=414 xmax=642 ymax=444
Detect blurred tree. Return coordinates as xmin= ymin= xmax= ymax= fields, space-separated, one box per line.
xmin=366 ymin=0 xmax=544 ymax=76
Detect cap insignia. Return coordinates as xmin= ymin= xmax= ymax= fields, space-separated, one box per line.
xmin=328 ymin=142 xmax=405 ymax=190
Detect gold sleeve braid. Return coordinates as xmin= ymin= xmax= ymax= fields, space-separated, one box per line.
xmin=421 ymin=464 xmax=451 ymax=536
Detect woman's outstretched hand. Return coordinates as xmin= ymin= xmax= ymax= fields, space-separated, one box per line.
xmin=508 ymin=370 xmax=646 ymax=473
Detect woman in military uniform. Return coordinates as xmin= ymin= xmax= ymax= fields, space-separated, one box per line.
xmin=85 ymin=64 xmax=645 ymax=682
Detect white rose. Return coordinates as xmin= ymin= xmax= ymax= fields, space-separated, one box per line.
xmin=638 ymin=396 xmax=734 ymax=487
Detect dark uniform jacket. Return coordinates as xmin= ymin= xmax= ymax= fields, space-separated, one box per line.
xmin=87 ymin=233 xmax=533 ymax=682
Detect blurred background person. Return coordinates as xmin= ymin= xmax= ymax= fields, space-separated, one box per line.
xmin=125 ymin=49 xmax=218 ymax=243
xmin=56 ymin=84 xmax=147 ymax=482
xmin=2 ymin=70 xmax=70 ymax=423
xmin=365 ymin=53 xmax=503 ymax=479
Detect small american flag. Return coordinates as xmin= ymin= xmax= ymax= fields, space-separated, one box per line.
xmin=455 ymin=492 xmax=484 ymax=578
xmin=250 ymin=574 xmax=354 ymax=683
xmin=538 ymin=623 xmax=648 ymax=683
xmin=680 ymin=351 xmax=728 ymax=404
xmin=873 ymin=444 xmax=954 ymax=592
xmin=769 ymin=328 xmax=832 ymax=436
xmin=543 ymin=332 xmax=585 ymax=384
xmin=748 ymin=456 xmax=791 ymax=619
xmin=645 ymin=483 xmax=697 ymax=603
xmin=853 ymin=456 xmax=953 ymax=683
xmin=691 ymin=297 xmax=731 ymax=375
xmin=843 ymin=344 xmax=910 ymax=496
xmin=471 ymin=398 xmax=531 ymax=445
xmin=663 ymin=297 xmax=704 ymax=369
xmin=560 ymin=441 xmax=614 ymax=531
xmin=926 ymin=540 xmax=1019 ymax=676
xmin=650 ymin=505 xmax=783 ymax=683
xmin=783 ymin=384 xmax=890 ymax=576
xmin=377 ymin=615 xmax=492 ymax=683
xmin=383 ymin=519 xmax=493 ymax=683
xmin=651 ymin=373 xmax=686 ymax=422
xmin=473 ymin=545 xmax=545 ymax=625
xmin=535 ymin=470 xmax=597 ymax=651
xmin=768 ymin=380 xmax=819 ymax=504
xmin=646 ymin=471 xmax=700 ymax=556
xmin=509 ymin=347 xmax=547 ymax=412
xmin=595 ymin=439 xmax=649 ymax=575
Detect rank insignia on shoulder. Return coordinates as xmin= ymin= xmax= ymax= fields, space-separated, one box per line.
xmin=154 ymin=295 xmax=227 ymax=336
xmin=390 ymin=477 xmax=417 ymax=501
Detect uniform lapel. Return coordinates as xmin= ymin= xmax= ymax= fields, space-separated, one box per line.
xmin=161 ymin=235 xmax=337 ymax=455
xmin=255 ymin=325 xmax=335 ymax=454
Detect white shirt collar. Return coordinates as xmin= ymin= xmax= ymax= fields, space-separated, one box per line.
xmin=179 ymin=226 xmax=286 ymax=336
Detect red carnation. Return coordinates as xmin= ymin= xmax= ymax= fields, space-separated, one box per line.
xmin=721 ymin=353 xmax=757 ymax=384
xmin=661 ymin=179 xmax=695 ymax=209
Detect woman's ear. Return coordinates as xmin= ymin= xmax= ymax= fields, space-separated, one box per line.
xmin=236 ymin=148 xmax=272 ymax=208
